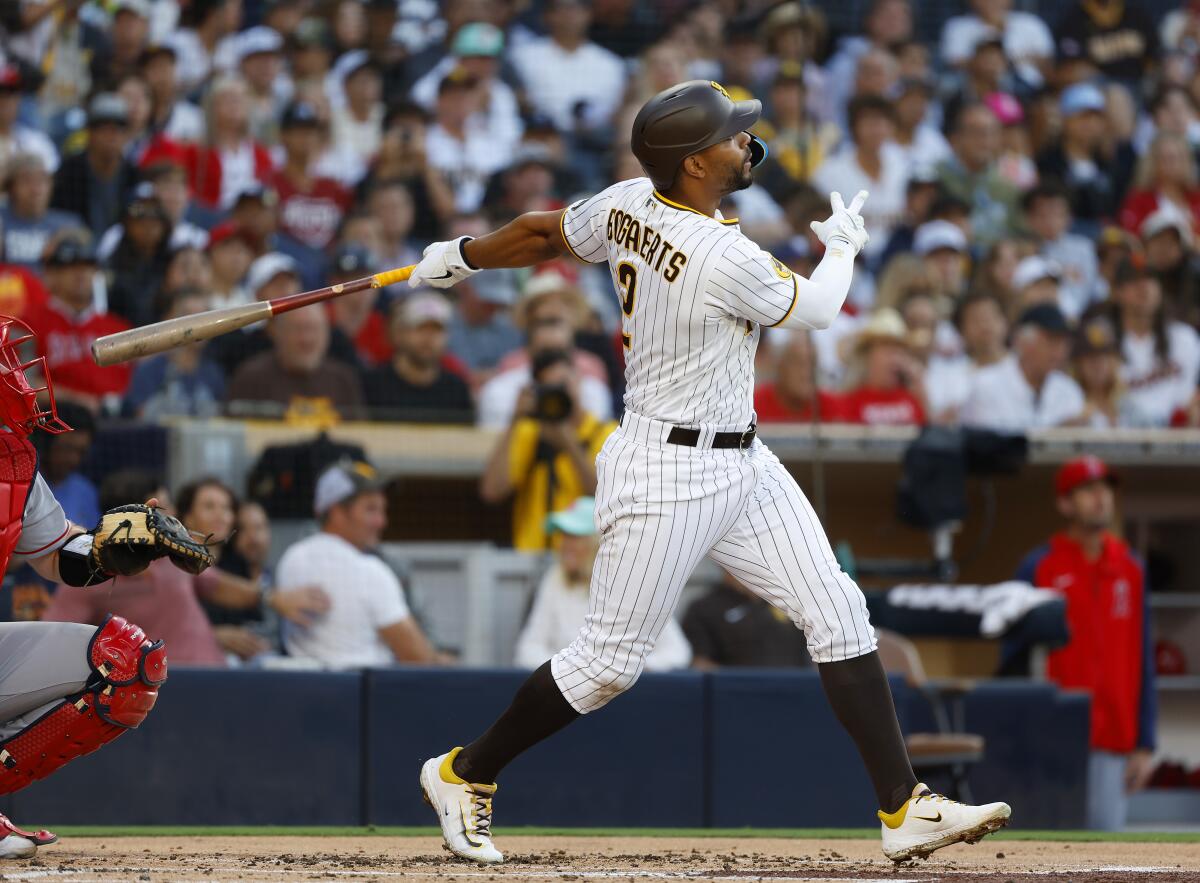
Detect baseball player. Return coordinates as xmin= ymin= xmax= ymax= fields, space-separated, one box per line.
xmin=412 ymin=81 xmax=1010 ymax=863
xmin=0 ymin=315 xmax=211 ymax=858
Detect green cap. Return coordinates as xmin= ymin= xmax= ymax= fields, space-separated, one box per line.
xmin=452 ymin=22 xmax=504 ymax=58
xmin=545 ymin=496 xmax=596 ymax=537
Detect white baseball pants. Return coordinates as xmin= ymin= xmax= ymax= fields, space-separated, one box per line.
xmin=551 ymin=411 xmax=877 ymax=713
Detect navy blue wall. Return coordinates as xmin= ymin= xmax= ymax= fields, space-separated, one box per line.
xmin=6 ymin=668 xmax=1088 ymax=829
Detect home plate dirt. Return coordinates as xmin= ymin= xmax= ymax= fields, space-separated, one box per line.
xmin=9 ymin=836 xmax=1200 ymax=882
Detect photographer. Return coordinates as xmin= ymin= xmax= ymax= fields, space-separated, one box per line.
xmin=480 ymin=349 xmax=616 ymax=551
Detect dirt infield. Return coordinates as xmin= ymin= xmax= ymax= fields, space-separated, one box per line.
xmin=6 ymin=835 xmax=1199 ymax=882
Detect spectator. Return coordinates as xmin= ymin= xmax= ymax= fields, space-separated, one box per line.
xmin=1134 ymin=86 xmax=1200 ymax=158
xmin=43 ymin=470 xmax=229 ymax=667
xmin=1141 ymin=206 xmax=1200 ymax=330
xmin=1069 ymin=312 xmax=1126 ymax=428
xmin=986 ymin=92 xmax=1038 ymax=191
xmin=1010 ymin=254 xmax=1064 ymax=318
xmin=477 ymin=271 xmax=615 ymax=428
xmin=912 ymin=220 xmax=971 ymax=310
xmin=925 ymin=292 xmax=1009 ymax=421
xmin=363 ymin=102 xmax=456 ymax=241
xmin=207 ymin=251 xmax=298 ymax=374
xmin=823 ymin=0 xmax=912 ymax=123
xmin=891 ymin=75 xmax=951 ymax=170
xmin=164 ymin=0 xmax=243 ymax=94
xmin=1095 ymin=224 xmax=1138 ymax=296
xmin=233 ymin=26 xmax=289 ymax=145
xmin=326 ymin=243 xmax=390 ymax=366
xmin=972 ymin=236 xmax=1034 ymax=311
xmin=114 ymin=72 xmax=155 ymax=163
xmin=21 ymin=0 xmax=110 ymax=128
xmin=683 ymin=569 xmax=811 ymax=669
xmin=754 ymin=330 xmax=843 ymax=423
xmin=758 ymin=64 xmax=840 ymax=193
xmin=1015 ymin=456 xmax=1155 ymax=830
xmin=99 ymin=162 xmax=210 ymax=260
xmin=364 ymin=292 xmax=473 ymax=422
xmin=1022 ymin=181 xmax=1101 ymax=320
xmin=509 ymin=0 xmax=627 ymax=135
xmin=877 ymin=169 xmax=943 ymax=267
xmin=812 ymin=95 xmax=908 ymax=265
xmin=50 ymin=94 xmax=138 ymax=238
xmin=0 ymin=65 xmax=59 ymax=175
xmin=23 ymin=234 xmax=132 ymax=412
xmin=139 ymin=43 xmax=205 ymax=143
xmin=411 ymin=22 xmax=522 ymax=154
xmin=961 ymin=303 xmax=1085 ymax=431
xmin=481 ymin=349 xmax=616 ymax=552
xmin=271 ymin=101 xmax=351 ymax=252
xmin=366 ymin=178 xmax=421 ymax=271
xmin=180 ymin=75 xmax=274 ymax=211
xmin=840 ymin=309 xmax=927 ymax=426
xmin=276 ymin=460 xmax=442 ymax=668
xmin=514 ymin=496 xmax=691 ymax=671
xmin=942 ymin=33 xmax=1013 ymax=127
xmin=1037 ymin=83 xmax=1135 ymax=232
xmin=205 ymin=223 xmax=255 ymax=310
xmin=940 ymin=0 xmax=1054 ymax=89
xmin=123 ymin=289 xmax=225 ymax=419
xmin=1054 ymin=0 xmax=1158 ymax=89
xmin=1110 ymin=258 xmax=1200 ymax=427
xmin=225 ymin=303 xmax=365 ymax=422
xmin=330 ymin=52 xmax=384 ymax=162
xmin=938 ymin=102 xmax=1020 ymax=246
xmin=35 ymin=401 xmax=99 ymax=527
xmin=232 ymin=500 xmax=273 ymax=589
xmin=1120 ymin=133 xmax=1200 ymax=237
xmin=0 ymin=154 xmax=82 ymax=270
xmin=481 ymin=146 xmax=566 ymax=226
xmin=425 ymin=68 xmax=509 ymax=214
xmin=103 ymin=185 xmax=174 ymax=327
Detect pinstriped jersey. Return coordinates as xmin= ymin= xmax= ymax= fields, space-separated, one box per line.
xmin=561 ymin=177 xmax=801 ymax=428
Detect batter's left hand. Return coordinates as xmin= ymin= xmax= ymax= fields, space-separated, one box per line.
xmin=810 ymin=190 xmax=870 ymax=256
xmin=408 ymin=236 xmax=480 ymax=289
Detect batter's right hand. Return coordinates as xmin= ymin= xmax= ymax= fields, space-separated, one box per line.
xmin=408 ymin=236 xmax=481 ymax=289
xmin=810 ymin=190 xmax=870 ymax=256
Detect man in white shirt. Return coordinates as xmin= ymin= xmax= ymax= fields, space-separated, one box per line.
xmin=813 ymin=95 xmax=909 ymax=265
xmin=939 ymin=0 xmax=1053 ymax=88
xmin=275 ymin=461 xmax=441 ymax=669
xmin=961 ymin=304 xmax=1085 ymax=432
xmin=514 ymin=497 xmax=691 ymax=671
xmin=508 ymin=0 xmax=626 ymax=133
xmin=425 ymin=68 xmax=510 ymax=213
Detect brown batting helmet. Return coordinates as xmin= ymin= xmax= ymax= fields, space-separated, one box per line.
xmin=631 ymin=80 xmax=768 ymax=190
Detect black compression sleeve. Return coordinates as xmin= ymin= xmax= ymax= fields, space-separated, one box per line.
xmin=58 ymin=533 xmax=113 ymax=587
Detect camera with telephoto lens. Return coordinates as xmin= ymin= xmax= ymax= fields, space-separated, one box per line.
xmin=532 ymin=384 xmax=573 ymax=422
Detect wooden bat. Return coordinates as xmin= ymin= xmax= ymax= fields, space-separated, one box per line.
xmin=91 ymin=265 xmax=415 ymax=367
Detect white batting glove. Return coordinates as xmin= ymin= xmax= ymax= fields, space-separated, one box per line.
xmin=407 ymin=236 xmax=480 ymax=289
xmin=810 ymin=190 xmax=870 ymax=256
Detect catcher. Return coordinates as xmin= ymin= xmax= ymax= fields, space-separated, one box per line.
xmin=0 ymin=315 xmax=212 ymax=858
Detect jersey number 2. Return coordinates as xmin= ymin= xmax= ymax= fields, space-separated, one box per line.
xmin=617 ymin=261 xmax=637 ymax=348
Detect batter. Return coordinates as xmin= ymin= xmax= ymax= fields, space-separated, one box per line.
xmin=411 ymin=81 xmax=1011 ymax=864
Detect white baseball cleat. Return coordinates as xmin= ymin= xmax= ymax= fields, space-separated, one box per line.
xmin=420 ymin=747 xmax=503 ymax=864
xmin=879 ymin=783 xmax=1010 ymax=862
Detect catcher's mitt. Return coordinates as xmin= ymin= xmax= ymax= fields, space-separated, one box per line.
xmin=90 ymin=505 xmax=215 ymax=577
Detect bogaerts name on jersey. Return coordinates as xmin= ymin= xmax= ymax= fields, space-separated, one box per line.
xmin=605 ymin=208 xmax=688 ymax=281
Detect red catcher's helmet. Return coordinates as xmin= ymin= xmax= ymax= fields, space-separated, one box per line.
xmin=0 ymin=316 xmax=71 ymax=438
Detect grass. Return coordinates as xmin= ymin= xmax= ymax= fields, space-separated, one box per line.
xmin=41 ymin=826 xmax=1200 ymax=843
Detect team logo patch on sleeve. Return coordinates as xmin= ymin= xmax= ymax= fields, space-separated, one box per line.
xmin=769 ymin=256 xmax=793 ymax=279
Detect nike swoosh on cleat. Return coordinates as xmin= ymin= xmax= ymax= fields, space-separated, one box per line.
xmin=914 ymin=812 xmax=942 ymax=823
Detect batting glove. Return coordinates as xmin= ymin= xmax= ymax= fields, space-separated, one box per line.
xmin=810 ymin=190 xmax=870 ymax=256
xmin=408 ymin=236 xmax=480 ymax=289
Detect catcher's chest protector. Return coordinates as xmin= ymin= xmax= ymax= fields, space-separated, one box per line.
xmin=0 ymin=434 xmax=36 ymax=576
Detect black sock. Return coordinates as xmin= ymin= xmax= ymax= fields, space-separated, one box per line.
xmin=452 ymin=661 xmax=581 ymax=783
xmin=818 ymin=650 xmax=918 ymax=814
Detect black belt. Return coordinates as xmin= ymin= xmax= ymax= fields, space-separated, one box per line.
xmin=666 ymin=425 xmax=756 ymax=450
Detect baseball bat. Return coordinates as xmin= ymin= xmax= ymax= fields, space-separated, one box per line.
xmin=91 ymin=265 xmax=415 ymax=367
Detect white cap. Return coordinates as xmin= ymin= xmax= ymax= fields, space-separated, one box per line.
xmin=1012 ymin=255 xmax=1062 ymax=290
xmin=113 ymin=0 xmax=151 ymax=18
xmin=913 ymin=220 xmax=968 ymax=256
xmin=1140 ymin=204 xmax=1194 ymax=247
xmin=398 ymin=291 xmax=454 ymax=327
xmin=246 ymin=252 xmax=299 ymax=297
xmin=314 ymin=460 xmax=383 ymax=517
xmin=236 ymin=26 xmax=284 ymax=64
